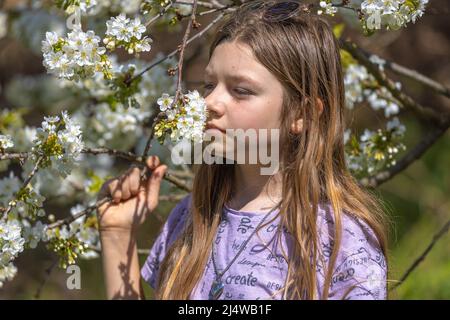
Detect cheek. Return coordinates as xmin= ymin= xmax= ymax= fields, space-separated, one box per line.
xmin=229 ymin=97 xmax=282 ymax=130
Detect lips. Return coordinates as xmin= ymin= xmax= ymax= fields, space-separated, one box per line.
xmin=205 ymin=123 xmax=226 ymax=133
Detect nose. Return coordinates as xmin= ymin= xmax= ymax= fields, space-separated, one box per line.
xmin=205 ymin=89 xmax=225 ymax=119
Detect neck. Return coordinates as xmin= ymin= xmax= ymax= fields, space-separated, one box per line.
xmin=228 ymin=163 xmax=282 ymax=212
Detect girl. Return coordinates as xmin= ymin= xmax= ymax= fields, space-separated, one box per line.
xmin=97 ymin=1 xmax=389 ymax=300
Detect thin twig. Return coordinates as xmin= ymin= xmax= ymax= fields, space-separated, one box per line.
xmin=1 ymin=157 xmax=43 ymax=220
xmin=145 ymin=1 xmax=173 ymax=27
xmin=140 ymin=0 xmax=199 ymax=165
xmin=161 ymin=0 xmax=199 ymax=148
xmin=82 ymin=147 xmax=145 ymax=163
xmin=390 ymin=217 xmax=450 ymax=291
xmin=47 ymin=197 xmax=110 ymax=230
xmin=0 ymin=152 xmax=28 ymax=160
xmin=141 ymin=112 xmax=164 ymax=161
xmin=385 ymin=60 xmax=450 ymax=100
xmin=126 ymin=11 xmax=226 ymax=85
xmin=34 ymin=259 xmax=58 ymax=299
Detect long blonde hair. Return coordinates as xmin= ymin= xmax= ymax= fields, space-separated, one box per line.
xmin=155 ymin=1 xmax=389 ymax=300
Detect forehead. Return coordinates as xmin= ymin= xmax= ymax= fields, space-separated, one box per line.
xmin=204 ymin=41 xmax=273 ymax=82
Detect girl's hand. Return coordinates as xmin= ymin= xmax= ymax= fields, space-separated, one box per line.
xmin=97 ymin=155 xmax=168 ymax=232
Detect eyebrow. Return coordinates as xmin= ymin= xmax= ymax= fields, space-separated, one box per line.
xmin=204 ymin=70 xmax=261 ymax=87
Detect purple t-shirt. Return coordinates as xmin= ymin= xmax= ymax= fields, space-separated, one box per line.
xmin=141 ymin=193 xmax=387 ymax=300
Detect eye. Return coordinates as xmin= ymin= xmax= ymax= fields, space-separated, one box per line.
xmin=203 ymin=83 xmax=214 ymax=90
xmin=234 ymin=88 xmax=252 ymax=96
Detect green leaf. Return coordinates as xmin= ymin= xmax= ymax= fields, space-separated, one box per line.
xmin=332 ymin=23 xmax=345 ymax=39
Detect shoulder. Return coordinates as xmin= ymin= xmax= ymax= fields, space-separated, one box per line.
xmin=162 ymin=193 xmax=192 ymax=247
xmin=140 ymin=193 xmax=192 ymax=288
xmin=165 ymin=193 xmax=192 ymax=225
xmin=316 ymin=203 xmax=387 ymax=300
xmin=317 ymin=203 xmax=384 ymax=251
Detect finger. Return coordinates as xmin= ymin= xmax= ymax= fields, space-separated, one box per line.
xmin=146 ymin=155 xmax=161 ymax=171
xmin=128 ymin=166 xmax=141 ymax=196
xmin=109 ymin=178 xmax=122 ymax=204
xmin=119 ymin=166 xmax=136 ymax=200
xmin=145 ymin=164 xmax=168 ymax=212
xmin=98 ymin=178 xmax=114 ymax=200
xmin=121 ymin=174 xmax=131 ymax=200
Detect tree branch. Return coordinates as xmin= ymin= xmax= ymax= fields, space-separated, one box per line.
xmin=34 ymin=258 xmax=58 ymax=299
xmin=346 ymin=40 xmax=450 ymax=100
xmin=140 ymin=0 xmax=199 ymax=161
xmin=390 ymin=216 xmax=450 ymax=291
xmin=0 ymin=152 xmax=28 ymax=160
xmin=145 ymin=1 xmax=173 ymax=28
xmin=126 ymin=10 xmax=227 ymax=85
xmin=1 ymin=157 xmax=43 ymax=220
xmin=340 ymin=39 xmax=449 ymax=123
xmin=358 ymin=117 xmax=450 ymax=188
xmin=0 ymin=148 xmax=192 ymax=192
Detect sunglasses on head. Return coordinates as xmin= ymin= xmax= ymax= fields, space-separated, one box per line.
xmin=241 ymin=1 xmax=310 ymax=23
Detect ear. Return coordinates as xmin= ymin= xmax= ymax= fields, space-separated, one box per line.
xmin=290 ymin=98 xmax=324 ymax=134
xmin=316 ymin=98 xmax=324 ymax=117
xmin=290 ymin=118 xmax=303 ymax=134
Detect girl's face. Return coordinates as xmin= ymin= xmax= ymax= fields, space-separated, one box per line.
xmin=203 ymin=41 xmax=284 ymax=132
xmin=203 ymin=41 xmax=286 ymax=166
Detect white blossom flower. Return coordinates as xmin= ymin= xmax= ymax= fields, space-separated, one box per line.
xmin=387 ymin=116 xmax=406 ymax=136
xmin=128 ymin=17 xmax=146 ymax=40
xmin=154 ymin=90 xmax=208 ymax=144
xmin=345 ymin=118 xmax=406 ymax=177
xmin=41 ymin=115 xmax=60 ymax=133
xmin=106 ymin=13 xmax=131 ymax=42
xmin=69 ymin=203 xmax=99 ymax=259
xmin=5 ymin=179 xmax=46 ymax=220
xmin=0 ymin=172 xmax=21 ymax=207
xmin=0 ymin=134 xmax=14 ymax=151
xmin=369 ymin=54 xmax=386 ymax=71
xmin=59 ymin=111 xmax=84 ymax=156
xmin=157 ymin=93 xmax=174 ymax=112
xmin=344 ymin=62 xmax=401 ymax=117
xmin=41 ymin=31 xmax=59 ymax=53
xmin=32 ymin=111 xmax=84 ymax=178
xmin=361 ymin=0 xmax=429 ymax=31
xmin=344 ymin=129 xmax=351 ymax=145
xmin=366 ymin=9 xmax=382 ymax=30
xmin=0 ymin=262 xmax=18 ymax=288
xmin=317 ymin=1 xmax=337 ymax=16
xmin=78 ymin=0 xmax=98 ymax=14
xmin=104 ymin=13 xmax=152 ymax=54
xmin=344 ymin=64 xmax=368 ymax=109
xmin=42 ymin=29 xmax=112 ymax=81
xmin=23 ymin=220 xmax=47 ymax=249
xmin=360 ymin=128 xmax=374 ymax=143
xmin=58 ymin=0 xmax=98 ymax=16
xmin=92 ymin=102 xmax=150 ymax=149
xmin=366 ymin=88 xmax=400 ymax=117
xmin=409 ymin=0 xmax=429 ymax=23
xmin=0 ymin=219 xmax=25 ymax=267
